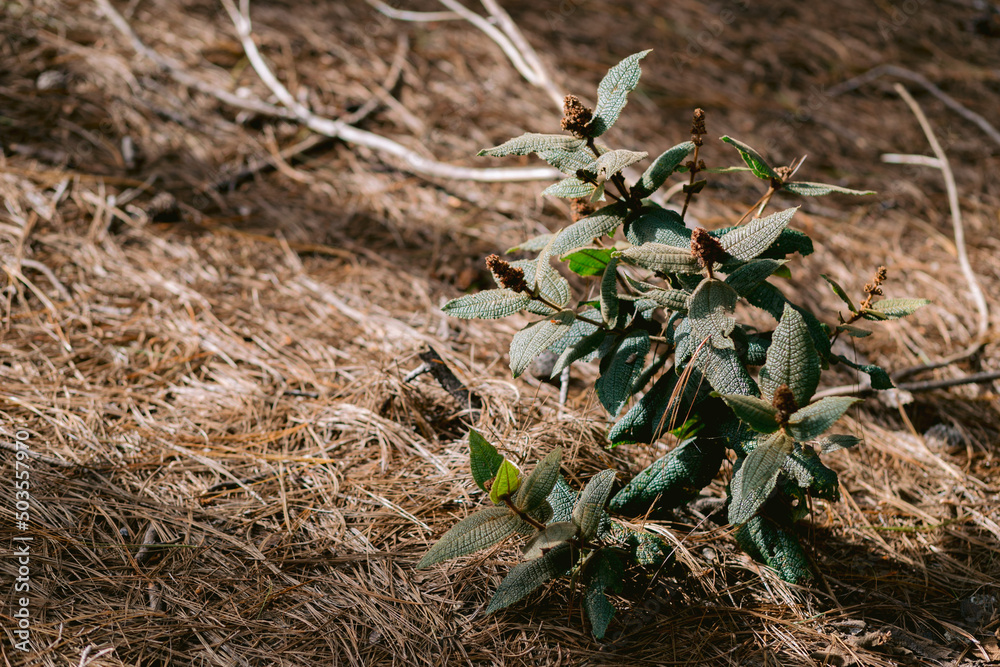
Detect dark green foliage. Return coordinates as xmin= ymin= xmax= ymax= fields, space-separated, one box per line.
xmin=426 ymin=50 xmax=929 ymax=638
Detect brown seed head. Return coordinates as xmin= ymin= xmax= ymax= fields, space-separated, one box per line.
xmin=691 ymin=227 xmax=727 ymax=271
xmin=485 ymin=254 xmax=529 ymax=293
xmin=561 ymin=94 xmax=594 ymax=138
xmin=772 ymin=384 xmax=799 ymax=425
xmin=691 ymin=108 xmax=707 ymax=146
xmin=861 ymin=265 xmax=888 ymax=308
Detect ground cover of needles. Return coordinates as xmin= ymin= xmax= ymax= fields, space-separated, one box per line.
xmin=1 ymin=1 xmax=999 ymax=665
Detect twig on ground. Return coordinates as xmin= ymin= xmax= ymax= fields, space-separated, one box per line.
xmin=415 ymin=345 xmax=483 ymax=417
xmin=96 ymin=0 xmax=561 ymax=183
xmin=813 ymin=369 xmax=1000 ymax=399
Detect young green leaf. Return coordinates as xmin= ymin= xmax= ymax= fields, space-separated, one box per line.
xmin=509 ymin=310 xmax=576 ymax=378
xmin=469 ymin=429 xmax=504 ymax=493
xmin=522 ymin=521 xmax=578 ymax=559
xmin=485 ymin=542 xmax=575 ymax=613
xmin=489 ymin=459 xmax=522 ymax=504
xmin=442 ymin=289 xmax=531 ymax=319
xmin=862 ymin=298 xmax=931 ymax=320
xmin=514 ymin=447 xmax=563 ymax=512
xmin=616 ymin=243 xmax=700 ymax=274
xmin=787 ymin=396 xmax=860 ymax=442
xmin=634 ymin=141 xmax=695 ymax=197
xmin=728 ymin=431 xmax=794 ymax=526
xmin=716 ymin=394 xmax=780 ymax=433
xmin=759 ymin=303 xmax=820 ymax=407
xmin=590 ymin=50 xmax=652 ymax=137
xmin=595 ymin=331 xmax=650 ymax=416
xmin=820 ymin=274 xmax=857 ymax=312
xmin=550 ymin=202 xmax=629 ymax=256
xmin=719 ymin=207 xmax=799 ymax=261
xmin=625 ymin=207 xmax=691 ymax=249
xmin=782 ymin=181 xmax=875 ymax=197
xmin=546 ymin=178 xmax=598 ymax=201
xmin=580 ymin=149 xmax=649 ymax=183
xmin=563 ymin=248 xmax=614 ymax=277
xmin=600 ymin=256 xmax=621 ymax=327
xmin=573 ymin=469 xmax=618 ymax=541
xmin=583 ymin=551 xmax=625 ymax=639
xmin=720 ymin=135 xmax=781 ymax=181
xmin=417 ymin=506 xmax=523 ymax=568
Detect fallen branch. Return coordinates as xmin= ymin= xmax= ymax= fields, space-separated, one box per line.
xmin=813 ymin=369 xmax=1000 ymax=399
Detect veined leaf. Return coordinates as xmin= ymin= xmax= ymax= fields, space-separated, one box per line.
xmin=547 ymin=311 xmax=599 ymax=357
xmin=600 ymin=256 xmax=621 ymax=327
xmin=469 ymin=429 xmax=504 ymax=493
xmin=862 ymin=298 xmax=931 ymax=320
xmin=547 ymin=477 xmax=578 ymax=523
xmin=564 ymin=248 xmax=614 ymax=277
xmin=443 ymin=288 xmax=531 ymax=319
xmin=724 ymin=259 xmax=788 ymax=296
xmin=514 ymin=447 xmax=563 ymax=512
xmin=417 ymin=507 xmax=522 ymax=568
xmin=820 ymin=274 xmax=857 ymax=312
xmin=509 ymin=310 xmax=576 ymax=378
xmin=783 ymin=181 xmax=875 ymax=197
xmin=522 ymin=521 xmax=578 ymax=559
xmin=583 ymin=551 xmax=624 ymax=639
xmin=625 ymin=207 xmax=690 ymax=248
xmin=735 ymin=515 xmax=811 ymax=583
xmin=728 ymin=431 xmax=794 ymax=526
xmin=591 ymin=50 xmax=652 ymax=137
xmin=833 ymin=354 xmax=894 ymax=390
xmin=717 ymin=394 xmax=780 ymax=433
xmin=534 ymin=239 xmax=571 ymax=308
xmin=719 ymin=207 xmax=799 ymax=261
xmin=573 ymin=469 xmax=617 ymax=541
xmin=634 ymin=141 xmax=695 ymax=197
xmin=542 ymin=176 xmax=598 ymax=199
xmin=837 ymin=324 xmax=872 ymax=337
xmin=490 ymin=458 xmax=522 ymax=504
xmin=617 ymin=243 xmax=700 ymax=274
xmin=720 ymin=135 xmax=780 ymax=181
xmin=634 ymin=286 xmax=689 ymax=311
xmin=479 ymin=133 xmax=586 ymax=158
xmin=550 ymin=202 xmax=629 ymax=256
xmin=581 ymin=149 xmax=649 ymax=182
xmin=485 ymin=543 xmax=575 ymax=613
xmin=783 ymin=445 xmax=840 ymax=501
xmin=688 ymin=279 xmax=739 ymax=350
xmin=506 ymin=233 xmax=553 ymax=254
xmin=596 ymin=331 xmax=650 ymax=416
xmin=787 ymin=396 xmax=860 ymax=441
xmin=814 ymin=433 xmax=862 ymax=453
xmin=551 ymin=328 xmax=607 ymax=377
xmin=760 ymin=303 xmax=820 ymax=407
xmin=538 ymin=145 xmax=600 ymax=175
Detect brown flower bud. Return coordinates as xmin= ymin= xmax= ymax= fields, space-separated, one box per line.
xmin=486 ymin=254 xmax=529 ymax=293
xmin=561 ymin=94 xmax=594 ymax=138
xmin=772 ymin=384 xmax=799 ymax=425
xmin=691 ymin=227 xmax=727 ymax=271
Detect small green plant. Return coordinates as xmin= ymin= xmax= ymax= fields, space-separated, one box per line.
xmin=420 ymin=50 xmax=928 ymax=638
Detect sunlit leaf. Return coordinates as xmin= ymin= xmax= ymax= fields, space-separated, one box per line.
xmin=417 ymin=507 xmax=523 ymax=568
xmin=514 ymin=447 xmax=563 ymax=512
xmin=759 ymin=303 xmax=820 ymax=407
xmin=787 ymin=396 xmax=860 ymax=441
xmin=489 ymin=459 xmax=522 ymax=504
xmin=820 ymin=274 xmax=857 ymax=312
xmin=720 ymin=135 xmax=780 ymax=181
xmin=550 ymin=202 xmax=629 ymax=256
xmin=542 ymin=177 xmax=598 ymax=199
xmin=469 ymin=429 xmax=504 ymax=493
xmin=719 ymin=207 xmax=799 ymax=261
xmin=591 ymin=50 xmax=652 ymax=137
xmin=443 ymin=289 xmax=531 ymax=319
xmin=728 ymin=431 xmax=794 ymax=526
xmin=617 ymin=243 xmax=700 ymax=274
xmin=634 ymin=141 xmax=695 ymax=198
xmin=783 ymin=181 xmax=875 ymax=197
xmin=563 ymin=248 xmax=614 ymax=277
xmin=509 ymin=310 xmax=576 ymax=378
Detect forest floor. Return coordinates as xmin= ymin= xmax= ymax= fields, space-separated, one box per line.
xmin=1 ymin=0 xmax=1000 ymax=665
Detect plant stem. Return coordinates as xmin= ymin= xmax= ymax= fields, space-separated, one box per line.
xmin=681 ymin=143 xmax=701 ymax=220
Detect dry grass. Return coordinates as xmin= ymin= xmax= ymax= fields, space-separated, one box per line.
xmin=1 ymin=0 xmax=999 ymax=665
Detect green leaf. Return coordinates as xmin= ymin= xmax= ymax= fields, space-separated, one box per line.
xmin=735 ymin=515 xmax=811 ymax=583
xmin=550 ymin=202 xmax=629 ymax=256
xmin=596 ymin=331 xmax=650 ymax=416
xmin=814 ymin=433 xmax=862 ymax=453
xmin=719 ymin=207 xmax=799 ymax=261
xmin=469 ymin=429 xmax=504 ymax=493
xmin=744 ymin=334 xmax=770 ymax=366
xmin=600 ymin=256 xmax=621 ymax=327
xmin=522 ymin=521 xmax=578 ymax=559
xmin=583 ymin=551 xmax=624 ymax=639
xmin=612 ymin=523 xmax=671 ymax=566
xmin=581 ymin=149 xmax=649 ymax=183
xmin=506 ymin=233 xmax=553 ymax=254
xmin=573 ymin=469 xmax=617 ymax=541
xmin=591 ymin=50 xmax=651 ymax=137
xmin=608 ymin=437 xmax=725 ymax=516
xmin=442 ymin=288 xmax=531 ymax=319
xmin=820 ymin=274 xmax=857 ymax=312
xmin=837 ymin=324 xmax=872 ymax=338
xmin=832 ymin=353 xmax=894 ymax=390
xmin=514 ymin=447 xmax=563 ymax=512
xmin=534 ymin=240 xmax=571 ymax=308
xmin=417 ymin=506 xmax=522 ymax=568
xmin=551 ymin=328 xmax=607 ymax=377
xmin=862 ymin=298 xmax=931 ymax=320
xmin=717 ymin=394 xmax=780 ymax=433
xmin=720 ymin=135 xmax=781 ymax=181
xmin=760 ymin=303 xmax=820 ymax=407
xmin=485 ymin=543 xmax=575 ymax=613
xmin=687 ymin=279 xmax=739 ymax=350
xmin=787 ymin=397 xmax=860 ymax=441
xmin=783 ymin=181 xmax=875 ymax=196
xmin=783 ymin=445 xmax=839 ymax=501
xmin=617 ymin=243 xmax=700 ymax=274
xmin=547 ymin=311 xmax=599 ymax=356
xmin=564 ymin=248 xmax=614 ymax=277
xmin=479 ymin=133 xmax=587 ymax=158
xmin=547 ymin=477 xmax=578 ymax=522
xmin=538 ymin=146 xmax=601 ymax=175
xmin=490 ymin=459 xmax=522 ymax=504
xmin=509 ymin=310 xmax=576 ymax=378
xmin=632 ymin=285 xmax=689 ymax=311
xmin=625 ymin=206 xmax=690 ymax=248
xmin=728 ymin=431 xmax=794 ymax=525
xmin=724 ymin=259 xmax=788 ymax=296
xmin=634 ymin=141 xmax=695 ymax=197
xmin=759 ymin=228 xmax=814 ymax=260
xmin=607 ymin=371 xmax=687 ymax=445
xmin=507 ymin=260 xmax=555 ymax=315
xmin=542 ymin=177 xmax=598 ymax=199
